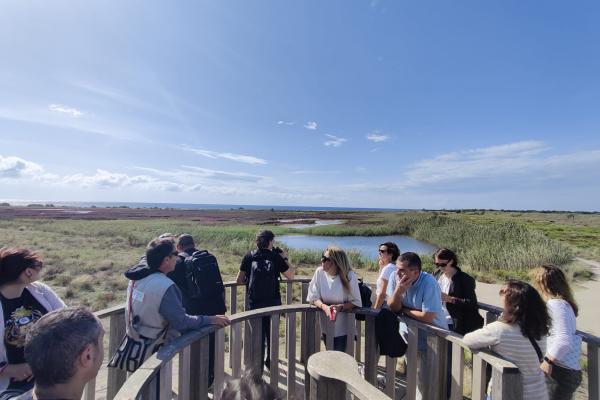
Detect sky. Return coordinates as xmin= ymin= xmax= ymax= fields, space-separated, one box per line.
xmin=1 ymin=1 xmax=599 ymax=211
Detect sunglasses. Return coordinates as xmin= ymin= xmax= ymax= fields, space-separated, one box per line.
xmin=321 ymin=255 xmax=331 ymax=263
xmin=378 ymin=249 xmax=388 ymax=254
xmin=435 ymin=262 xmax=449 ymax=267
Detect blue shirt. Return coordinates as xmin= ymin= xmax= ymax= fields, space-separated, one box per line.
xmin=387 ymin=270 xmax=448 ymax=350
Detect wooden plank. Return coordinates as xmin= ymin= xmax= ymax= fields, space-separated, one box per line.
xmin=300 ymin=283 xmax=309 ymax=364
xmin=491 ymin=366 xmax=522 ymax=400
xmin=325 ymin=317 xmax=334 ymax=350
xmin=158 ymin=359 xmax=172 ymax=400
xmin=244 ymin=317 xmax=263 ymax=372
xmin=590 ymin=343 xmax=599 ymax=400
xmin=303 ymin=312 xmax=319 ymax=400
xmin=214 ymin=329 xmax=226 ymax=400
xmin=287 ymin=281 xmax=294 ymax=304
xmin=228 ymin=287 xmax=237 ymax=369
xmin=178 ymin=346 xmax=191 ymax=400
xmin=286 ymin=312 xmax=297 ymax=400
xmin=471 ymin=354 xmax=487 ymax=400
xmin=83 ymin=377 xmax=96 ymax=400
xmin=270 ymin=313 xmax=281 ymax=392
xmin=107 ymin=313 xmax=127 ymax=400
xmin=363 ymin=315 xmax=378 ymax=385
xmin=345 ymin=314 xmax=355 ymax=357
xmin=189 ymin=336 xmax=210 ymax=400
xmin=405 ymin=325 xmax=418 ymax=400
xmin=355 ymin=320 xmax=362 ymax=363
xmin=425 ymin=334 xmax=447 ymax=400
xmin=450 ymin=341 xmax=464 ymax=400
xmin=385 ymin=356 xmax=396 ymax=399
xmin=232 ymin=322 xmax=242 ymax=378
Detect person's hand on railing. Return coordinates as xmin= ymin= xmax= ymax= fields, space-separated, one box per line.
xmin=208 ymin=315 xmax=231 ymax=327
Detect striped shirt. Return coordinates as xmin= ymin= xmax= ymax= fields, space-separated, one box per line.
xmin=463 ymin=321 xmax=548 ymax=400
xmin=547 ymin=299 xmax=581 ymax=370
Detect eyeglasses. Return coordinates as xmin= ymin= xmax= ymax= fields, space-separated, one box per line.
xmin=435 ymin=262 xmax=449 ymax=267
xmin=321 ymin=255 xmax=330 ymax=263
xmin=378 ymin=249 xmax=388 ymax=254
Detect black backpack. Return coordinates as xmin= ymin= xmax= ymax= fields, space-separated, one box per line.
xmin=247 ymin=250 xmax=281 ymax=305
xmin=356 ymin=279 xmax=372 ymax=321
xmin=183 ymin=250 xmax=226 ymax=315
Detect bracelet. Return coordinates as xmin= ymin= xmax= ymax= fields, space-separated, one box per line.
xmin=544 ymin=356 xmax=554 ymax=365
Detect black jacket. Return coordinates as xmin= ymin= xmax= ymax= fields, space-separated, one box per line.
xmin=433 ymin=267 xmax=484 ymax=335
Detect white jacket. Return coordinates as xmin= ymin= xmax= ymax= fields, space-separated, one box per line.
xmin=0 ymin=282 xmax=65 ymax=391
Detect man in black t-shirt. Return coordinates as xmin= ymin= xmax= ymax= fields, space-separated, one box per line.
xmin=236 ymin=230 xmax=295 ymax=371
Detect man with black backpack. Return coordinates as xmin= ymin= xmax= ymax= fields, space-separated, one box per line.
xmin=167 ymin=233 xmax=227 ymax=386
xmin=236 ymin=230 xmax=295 ymax=372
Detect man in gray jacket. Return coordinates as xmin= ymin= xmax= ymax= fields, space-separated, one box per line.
xmin=124 ymin=238 xmax=229 ymax=345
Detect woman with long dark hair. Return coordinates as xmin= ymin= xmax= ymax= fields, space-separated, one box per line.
xmin=306 ymin=246 xmax=362 ymax=352
xmin=464 ymin=280 xmax=550 ymax=400
xmin=532 ymin=265 xmax=582 ymax=400
xmin=373 ymin=242 xmax=399 ymax=309
xmin=0 ymin=248 xmax=65 ymax=397
xmin=432 ymin=248 xmax=483 ymax=334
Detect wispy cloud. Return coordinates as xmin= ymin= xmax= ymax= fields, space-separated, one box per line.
xmin=304 ymin=121 xmax=318 ymax=130
xmin=291 ymin=169 xmax=341 ymax=175
xmin=277 ymin=120 xmax=295 ymax=126
xmin=324 ymin=134 xmax=347 ymax=147
xmin=366 ymin=133 xmax=389 ymax=142
xmin=184 ymin=147 xmax=267 ymax=165
xmin=48 ymin=104 xmax=84 ymax=117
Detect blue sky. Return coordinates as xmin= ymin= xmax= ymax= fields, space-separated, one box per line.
xmin=1 ymin=1 xmax=599 ymax=210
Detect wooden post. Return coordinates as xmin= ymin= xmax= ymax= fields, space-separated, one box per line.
xmin=385 ymin=356 xmax=396 ymax=399
xmin=363 ymin=315 xmax=378 ymax=385
xmin=405 ymin=325 xmax=418 ymax=400
xmin=300 ymin=283 xmax=309 ymax=364
xmin=425 ymin=334 xmax=447 ymax=400
xmin=214 ymin=329 xmax=226 ymax=400
xmin=286 ymin=312 xmax=297 ymax=400
xmin=284 ymin=282 xmax=293 ymax=359
xmin=491 ymin=366 xmax=522 ymax=400
xmin=107 ymin=313 xmax=127 ymax=400
xmin=589 ymin=342 xmax=599 ymax=400
xmin=229 ymin=286 xmax=237 ymax=369
xmin=345 ymin=314 xmax=355 ymax=357
xmin=159 ymin=359 xmax=173 ymax=400
xmin=178 ymin=346 xmax=191 ymax=400
xmin=244 ymin=317 xmax=263 ymax=372
xmin=270 ymin=314 xmax=281 ymax=392
xmin=310 ymin=375 xmax=346 ymax=400
xmin=355 ymin=320 xmax=362 ymax=363
xmin=325 ymin=318 xmax=334 ymax=350
xmin=190 ymin=335 xmax=210 ymax=400
xmin=232 ymin=322 xmax=242 ymax=378
xmin=471 ymin=354 xmax=487 ymax=400
xmin=303 ymin=312 xmax=319 ymax=400
xmin=450 ymin=341 xmax=464 ymax=400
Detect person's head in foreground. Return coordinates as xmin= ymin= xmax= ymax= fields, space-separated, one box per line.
xmin=500 ymin=279 xmax=550 ymax=340
xmin=24 ymin=307 xmax=104 ymax=400
xmin=0 ymin=247 xmax=44 ymax=287
xmin=221 ymin=369 xmax=281 ymax=400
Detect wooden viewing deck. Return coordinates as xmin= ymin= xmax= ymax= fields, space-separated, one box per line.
xmin=85 ymin=279 xmax=600 ymax=400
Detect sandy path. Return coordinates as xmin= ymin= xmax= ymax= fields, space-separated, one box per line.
xmin=475 ymin=258 xmax=600 ymax=336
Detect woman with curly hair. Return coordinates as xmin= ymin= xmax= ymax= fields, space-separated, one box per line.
xmin=0 ymin=248 xmax=65 ymax=397
xmin=532 ymin=265 xmax=582 ymax=400
xmin=464 ymin=280 xmax=550 ymax=400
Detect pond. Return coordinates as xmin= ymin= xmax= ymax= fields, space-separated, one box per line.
xmin=277 ymin=235 xmax=437 ymax=260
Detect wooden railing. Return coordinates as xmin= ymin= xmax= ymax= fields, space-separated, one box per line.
xmin=86 ymin=278 xmax=600 ymax=400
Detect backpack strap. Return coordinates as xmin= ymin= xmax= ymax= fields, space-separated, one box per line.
xmin=527 ymin=335 xmax=544 ymax=363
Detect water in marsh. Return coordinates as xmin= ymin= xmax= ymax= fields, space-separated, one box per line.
xmin=277 ymin=235 xmax=436 ymax=260
xmin=280 ymin=219 xmax=343 ymax=229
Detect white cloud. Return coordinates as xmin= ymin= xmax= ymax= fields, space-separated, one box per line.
xmin=48 ymin=104 xmax=84 ymax=117
xmin=324 ymin=134 xmax=347 ymax=147
xmin=277 ymin=120 xmax=295 ymax=126
xmin=185 ymin=147 xmax=267 ymax=165
xmin=0 ymin=155 xmax=45 ymax=178
xmin=366 ymin=133 xmax=389 ymax=142
xmin=304 ymin=121 xmax=318 ymax=130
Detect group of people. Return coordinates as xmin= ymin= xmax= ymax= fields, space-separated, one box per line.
xmin=0 ymin=230 xmax=584 ymax=400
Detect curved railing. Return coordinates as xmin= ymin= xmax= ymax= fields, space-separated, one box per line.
xmin=86 ymin=278 xmax=600 ymax=400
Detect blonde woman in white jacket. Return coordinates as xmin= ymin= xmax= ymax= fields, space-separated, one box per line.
xmin=0 ymin=248 xmax=65 ymax=396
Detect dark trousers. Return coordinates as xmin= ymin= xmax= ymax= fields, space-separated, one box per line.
xmin=261 ymin=315 xmax=271 ymax=370
xmin=546 ymin=364 xmax=582 ymax=400
xmin=321 ymin=334 xmax=348 ymax=352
